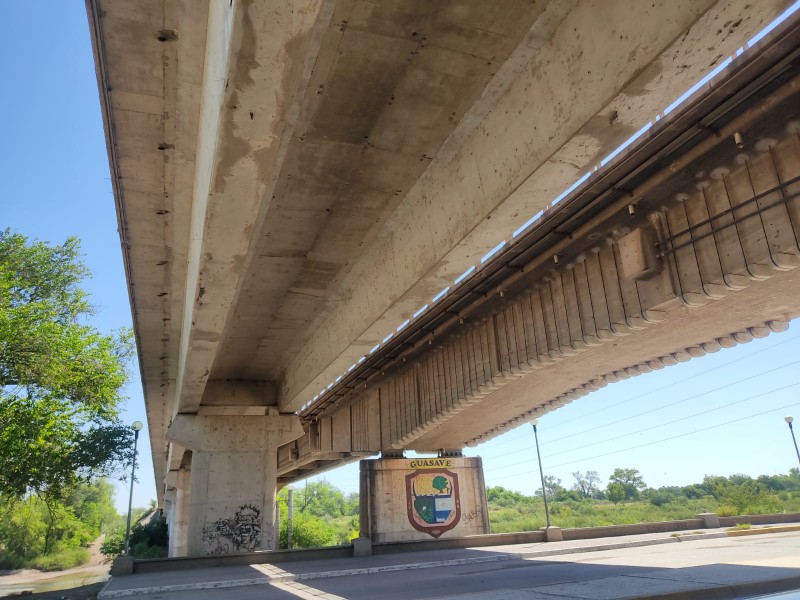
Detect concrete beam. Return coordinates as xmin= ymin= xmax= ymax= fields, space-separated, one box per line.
xmin=275 ymin=86 xmax=800 ymax=476
xmin=173 ymin=0 xmax=237 ymax=414
xmin=280 ymin=0 xmax=790 ymax=412
xmin=175 ymin=0 xmax=332 ymax=414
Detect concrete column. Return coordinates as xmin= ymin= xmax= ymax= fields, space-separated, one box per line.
xmin=167 ymin=411 xmax=303 ymax=556
xmin=360 ymin=456 xmax=489 ymax=543
xmin=167 ymin=469 xmax=191 ymax=557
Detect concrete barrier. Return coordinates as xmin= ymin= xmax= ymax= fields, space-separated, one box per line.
xmin=128 ymin=512 xmax=800 ymax=574
xmin=719 ymin=512 xmax=800 ymax=527
xmin=561 ymin=519 xmax=705 ymax=541
xmin=133 ymin=544 xmax=353 ymax=574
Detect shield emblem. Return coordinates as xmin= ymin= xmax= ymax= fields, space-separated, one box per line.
xmin=405 ymin=468 xmax=461 ymax=538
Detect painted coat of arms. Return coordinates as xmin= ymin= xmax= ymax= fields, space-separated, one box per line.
xmin=405 ymin=468 xmax=461 ymax=538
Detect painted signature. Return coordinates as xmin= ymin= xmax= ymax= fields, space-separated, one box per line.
xmin=463 ymin=507 xmax=482 ymax=525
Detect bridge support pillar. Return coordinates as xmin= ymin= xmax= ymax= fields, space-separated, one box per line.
xmin=167 ymin=412 xmax=303 ymax=556
xmin=360 ymin=456 xmax=489 ymax=543
xmin=164 ymin=468 xmax=191 ymax=557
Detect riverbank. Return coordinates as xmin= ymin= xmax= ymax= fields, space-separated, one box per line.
xmin=0 ymin=538 xmax=109 ymax=598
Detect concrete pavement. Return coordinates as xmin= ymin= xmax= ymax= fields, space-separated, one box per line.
xmin=99 ymin=526 xmax=800 ymax=599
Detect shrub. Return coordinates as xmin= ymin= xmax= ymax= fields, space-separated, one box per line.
xmin=100 ymin=531 xmax=125 ymax=558
xmin=130 ymin=541 xmax=167 ymax=559
xmin=0 ymin=549 xmax=25 ymax=570
xmin=279 ymin=511 xmax=337 ymax=548
xmin=100 ymin=512 xmax=169 ymax=559
xmin=27 ymin=547 xmax=90 ymax=571
xmin=649 ymin=492 xmax=673 ymax=507
xmin=716 ymin=505 xmax=739 ymax=517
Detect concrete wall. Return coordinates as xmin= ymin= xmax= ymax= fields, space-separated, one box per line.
xmin=719 ymin=513 xmax=800 ymax=527
xmin=360 ymin=457 xmax=490 ymax=544
xmin=129 ymin=511 xmax=800 ymax=573
xmin=560 ymin=519 xmax=705 ymax=541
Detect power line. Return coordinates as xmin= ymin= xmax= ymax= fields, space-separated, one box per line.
xmin=540 ymin=359 xmax=800 ymax=449
xmin=479 ymin=333 xmax=800 ymax=453
xmin=483 ymin=400 xmax=800 ymax=483
xmin=546 ymin=401 xmax=800 ymax=470
xmin=544 ymin=333 xmax=800 ymax=432
xmin=483 ymin=366 xmax=800 ymax=474
xmin=544 ymin=382 xmax=799 ymax=459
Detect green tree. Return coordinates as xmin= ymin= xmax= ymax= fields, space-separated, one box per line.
xmin=0 ymin=480 xmax=118 ymax=563
xmin=536 ymin=475 xmax=565 ymax=500
xmin=606 ymin=482 xmax=626 ymax=504
xmin=276 ymin=494 xmax=338 ymax=549
xmin=608 ymin=468 xmax=646 ymax=501
xmin=571 ymin=471 xmax=601 ymax=499
xmin=0 ymin=230 xmax=135 ymax=501
xmin=299 ymin=481 xmax=347 ymax=518
xmin=700 ymin=474 xmax=782 ymax=514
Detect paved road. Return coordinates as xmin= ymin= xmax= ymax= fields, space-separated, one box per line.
xmin=100 ymin=531 xmax=800 ymax=600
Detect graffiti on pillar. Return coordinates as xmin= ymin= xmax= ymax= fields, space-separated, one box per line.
xmin=201 ymin=504 xmax=262 ymax=554
xmin=405 ymin=467 xmax=461 ymax=538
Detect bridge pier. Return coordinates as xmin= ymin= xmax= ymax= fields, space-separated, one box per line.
xmin=359 ymin=456 xmax=490 ymax=543
xmin=164 ymin=468 xmax=191 ymax=557
xmin=166 ymin=412 xmax=303 ymax=556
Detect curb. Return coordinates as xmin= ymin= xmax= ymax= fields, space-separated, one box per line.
xmin=727 ymin=524 xmax=800 ymax=537
xmin=98 ymin=527 xmax=798 ymax=598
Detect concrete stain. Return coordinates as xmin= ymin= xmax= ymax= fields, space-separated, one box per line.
xmin=213 ymin=89 xmax=252 ymax=195
xmin=623 ymin=57 xmax=664 ymax=98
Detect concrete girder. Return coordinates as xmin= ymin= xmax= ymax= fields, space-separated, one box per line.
xmin=275 ymin=92 xmax=800 ymax=477
xmin=87 ymin=0 xmax=209 ymax=501
xmin=212 ymin=0 xmax=558 ymax=384
xmin=174 ymin=0 xmax=332 ymax=414
xmin=280 ymin=0 xmax=792 ymax=413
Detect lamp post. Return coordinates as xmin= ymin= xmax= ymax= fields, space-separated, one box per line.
xmin=124 ymin=421 xmax=144 ymax=555
xmin=531 ymin=419 xmax=551 ymax=528
xmin=786 ymin=416 xmax=800 ymax=468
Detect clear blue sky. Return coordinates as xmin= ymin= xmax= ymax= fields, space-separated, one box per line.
xmin=1 ymin=3 xmax=798 ymax=513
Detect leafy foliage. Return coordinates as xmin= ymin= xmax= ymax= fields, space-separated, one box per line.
xmin=571 ymin=471 xmax=602 ymax=499
xmin=0 ymin=480 xmax=118 ymax=569
xmin=0 ymin=230 xmax=135 ymax=500
xmin=100 ymin=509 xmax=169 ymax=560
xmin=488 ymin=469 xmax=800 ymax=532
xmin=277 ymin=481 xmax=359 ymax=548
xmin=607 ymin=468 xmax=647 ymax=501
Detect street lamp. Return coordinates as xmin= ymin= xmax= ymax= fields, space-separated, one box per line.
xmin=124 ymin=421 xmax=144 ymax=556
xmin=786 ymin=416 xmax=800 ymax=467
xmin=531 ymin=419 xmax=551 ymax=529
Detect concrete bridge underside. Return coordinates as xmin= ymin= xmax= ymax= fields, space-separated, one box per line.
xmin=280 ymin=125 xmax=800 ymax=480
xmin=88 ymin=0 xmax=800 ymax=554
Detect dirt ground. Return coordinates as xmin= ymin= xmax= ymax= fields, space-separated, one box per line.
xmin=0 ymin=538 xmax=109 ymax=599
xmin=3 ymin=581 xmax=106 ymax=599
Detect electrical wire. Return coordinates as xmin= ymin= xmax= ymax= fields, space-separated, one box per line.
xmin=483 ymin=400 xmax=799 ymax=483
xmin=545 ymin=400 xmax=800 ymax=470
xmin=544 ymin=333 xmax=800 ymax=432
xmin=543 ymin=381 xmax=799 ymax=459
xmin=540 ymin=359 xmax=800 ymax=449
xmin=479 ymin=333 xmax=799 ymax=453
xmin=482 ymin=360 xmax=800 ymax=473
